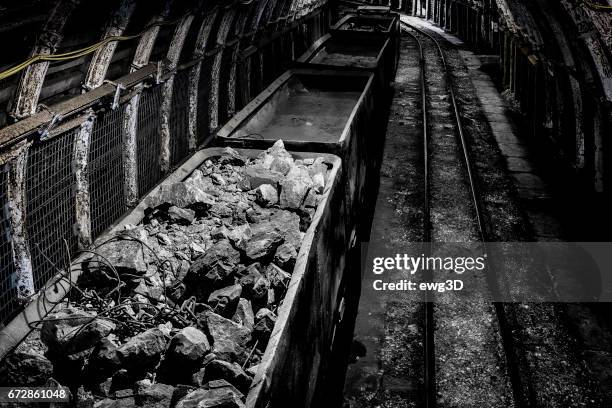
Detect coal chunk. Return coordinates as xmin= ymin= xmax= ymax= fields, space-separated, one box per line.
xmin=117 ymin=328 xmax=166 ymax=374
xmin=41 ymin=307 xmax=115 ymax=355
xmin=0 ymin=351 xmax=53 ymax=386
xmin=175 ymin=380 xmax=244 ymax=408
xmin=203 ymin=311 xmax=252 ymax=364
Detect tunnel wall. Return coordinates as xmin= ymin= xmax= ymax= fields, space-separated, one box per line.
xmin=0 ymin=0 xmax=331 ymax=323
xmin=384 ymin=0 xmax=612 ymax=195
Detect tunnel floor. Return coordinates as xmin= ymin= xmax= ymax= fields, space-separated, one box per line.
xmin=342 ymin=18 xmax=612 ymax=408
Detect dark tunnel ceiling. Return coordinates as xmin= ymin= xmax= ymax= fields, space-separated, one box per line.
xmin=0 ymin=0 xmax=610 ymax=129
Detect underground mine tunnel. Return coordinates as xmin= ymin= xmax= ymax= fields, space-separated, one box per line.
xmin=0 ymin=0 xmax=611 ymax=407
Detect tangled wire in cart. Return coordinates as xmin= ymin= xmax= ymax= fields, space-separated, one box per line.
xmin=29 ymin=233 xmax=275 ymax=369
xmin=32 ymin=235 xmax=174 ymax=333
xmin=2 ymin=142 xmax=330 ymax=406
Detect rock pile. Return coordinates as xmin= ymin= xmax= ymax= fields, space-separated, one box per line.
xmin=0 ymin=141 xmax=329 ymax=408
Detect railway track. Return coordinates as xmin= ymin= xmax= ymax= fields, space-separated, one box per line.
xmin=400 ymin=21 xmax=524 ymax=407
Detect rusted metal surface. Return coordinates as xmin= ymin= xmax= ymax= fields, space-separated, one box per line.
xmin=558 ymin=0 xmax=612 ymax=101
xmin=122 ymin=89 xmax=140 ymax=206
xmin=225 ymin=5 xmax=252 ymax=120
xmin=0 ymin=64 xmax=157 ymax=150
xmin=73 ymin=111 xmax=95 ymax=249
xmin=209 ymin=8 xmax=238 ymax=132
xmin=250 ymin=0 xmax=275 ymax=32
xmin=187 ymin=9 xmax=220 ymax=150
xmin=160 ymin=14 xmax=196 ymax=173
xmin=9 ymin=0 xmax=80 ymax=120
xmin=131 ymin=1 xmax=174 ymax=71
xmin=83 ymin=0 xmax=137 ymax=90
xmin=5 ymin=145 xmax=33 ymax=302
xmin=122 ymin=4 xmax=174 ymax=204
xmin=0 ymin=1 xmax=333 ymax=337
xmin=217 ymin=68 xmax=377 ymax=246
xmin=295 ymin=31 xmax=394 ymax=93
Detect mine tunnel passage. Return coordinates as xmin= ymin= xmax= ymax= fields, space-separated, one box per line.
xmin=0 ymin=1 xmax=612 ymax=408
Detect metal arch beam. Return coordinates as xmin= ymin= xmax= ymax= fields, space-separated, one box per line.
xmin=275 ymin=0 xmax=294 ymax=23
xmin=226 ymin=3 xmax=258 ymax=119
xmin=83 ymin=0 xmax=137 ymax=90
xmin=160 ymin=13 xmax=197 ymax=173
xmin=533 ymin=0 xmax=585 ymax=170
xmin=123 ymin=0 xmax=174 ymax=205
xmin=233 ymin=2 xmax=255 ymax=38
xmin=73 ymin=111 xmax=96 ymax=249
xmin=132 ymin=1 xmax=174 ymax=71
xmin=250 ymin=0 xmax=275 ymax=33
xmin=9 ymin=0 xmax=80 ymax=120
xmin=3 ymin=143 xmax=34 ymax=302
xmin=209 ymin=7 xmax=239 ymax=132
xmin=558 ymin=0 xmax=612 ymax=101
xmin=73 ymin=1 xmax=137 ymax=248
xmin=187 ymin=8 xmax=221 ymax=150
xmin=259 ymin=0 xmax=281 ymax=27
xmin=271 ymin=0 xmax=292 ymax=24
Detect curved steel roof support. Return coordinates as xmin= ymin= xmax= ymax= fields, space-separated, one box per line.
xmin=261 ymin=0 xmax=281 ymax=27
xmin=188 ymin=9 xmax=221 ymax=150
xmin=593 ymin=103 xmax=604 ymax=192
xmin=558 ymin=0 xmax=612 ymax=101
xmin=73 ymin=1 xmax=136 ymax=245
xmin=277 ymin=0 xmax=294 ymax=23
xmin=83 ymin=0 xmax=137 ymax=90
xmin=4 ymin=145 xmax=34 ymax=301
xmin=160 ymin=13 xmax=196 ymax=173
xmin=73 ymin=112 xmax=96 ymax=249
xmin=9 ymin=0 xmax=80 ymax=121
xmin=249 ymin=0 xmax=274 ymax=37
xmin=209 ymin=8 xmax=238 ymax=132
xmin=534 ymin=0 xmax=586 ymax=169
xmin=123 ymin=0 xmax=173 ymax=205
xmin=226 ymin=5 xmax=256 ymax=120
xmin=131 ymin=1 xmax=174 ymax=71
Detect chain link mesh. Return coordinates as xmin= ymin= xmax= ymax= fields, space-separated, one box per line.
xmin=25 ymin=130 xmax=78 ymax=290
xmin=137 ymin=86 xmax=162 ymax=196
xmin=170 ymin=70 xmax=190 ymax=165
xmin=197 ymin=59 xmax=214 ymax=145
xmin=0 ymin=9 xmax=328 ymax=324
xmin=88 ymin=107 xmax=127 ymax=237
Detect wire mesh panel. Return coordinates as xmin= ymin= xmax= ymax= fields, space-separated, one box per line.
xmin=170 ymin=70 xmax=190 ymax=166
xmin=217 ymin=48 xmax=235 ymax=129
xmin=88 ymin=107 xmax=127 ymax=238
xmin=136 ymin=86 xmax=162 ymax=196
xmin=25 ymin=130 xmax=78 ymax=290
xmin=0 ymin=166 xmax=18 ymax=323
xmin=197 ymin=59 xmax=214 ymax=145
xmin=236 ymin=52 xmax=251 ymax=112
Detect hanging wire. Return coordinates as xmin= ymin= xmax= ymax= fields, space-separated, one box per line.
xmin=0 ymin=14 xmax=190 ymax=81
xmin=581 ymin=0 xmax=612 ymax=11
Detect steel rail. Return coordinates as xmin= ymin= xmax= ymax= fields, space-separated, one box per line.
xmin=401 ymin=21 xmax=487 ymax=244
xmin=400 ymin=20 xmax=528 ymax=408
xmin=400 ymin=25 xmax=436 ymax=408
xmin=401 ymin=25 xmax=436 ymax=408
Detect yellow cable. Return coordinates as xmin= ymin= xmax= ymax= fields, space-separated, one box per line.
xmin=0 ymin=16 xmax=186 ymax=81
xmin=582 ymin=0 xmax=612 ymax=11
